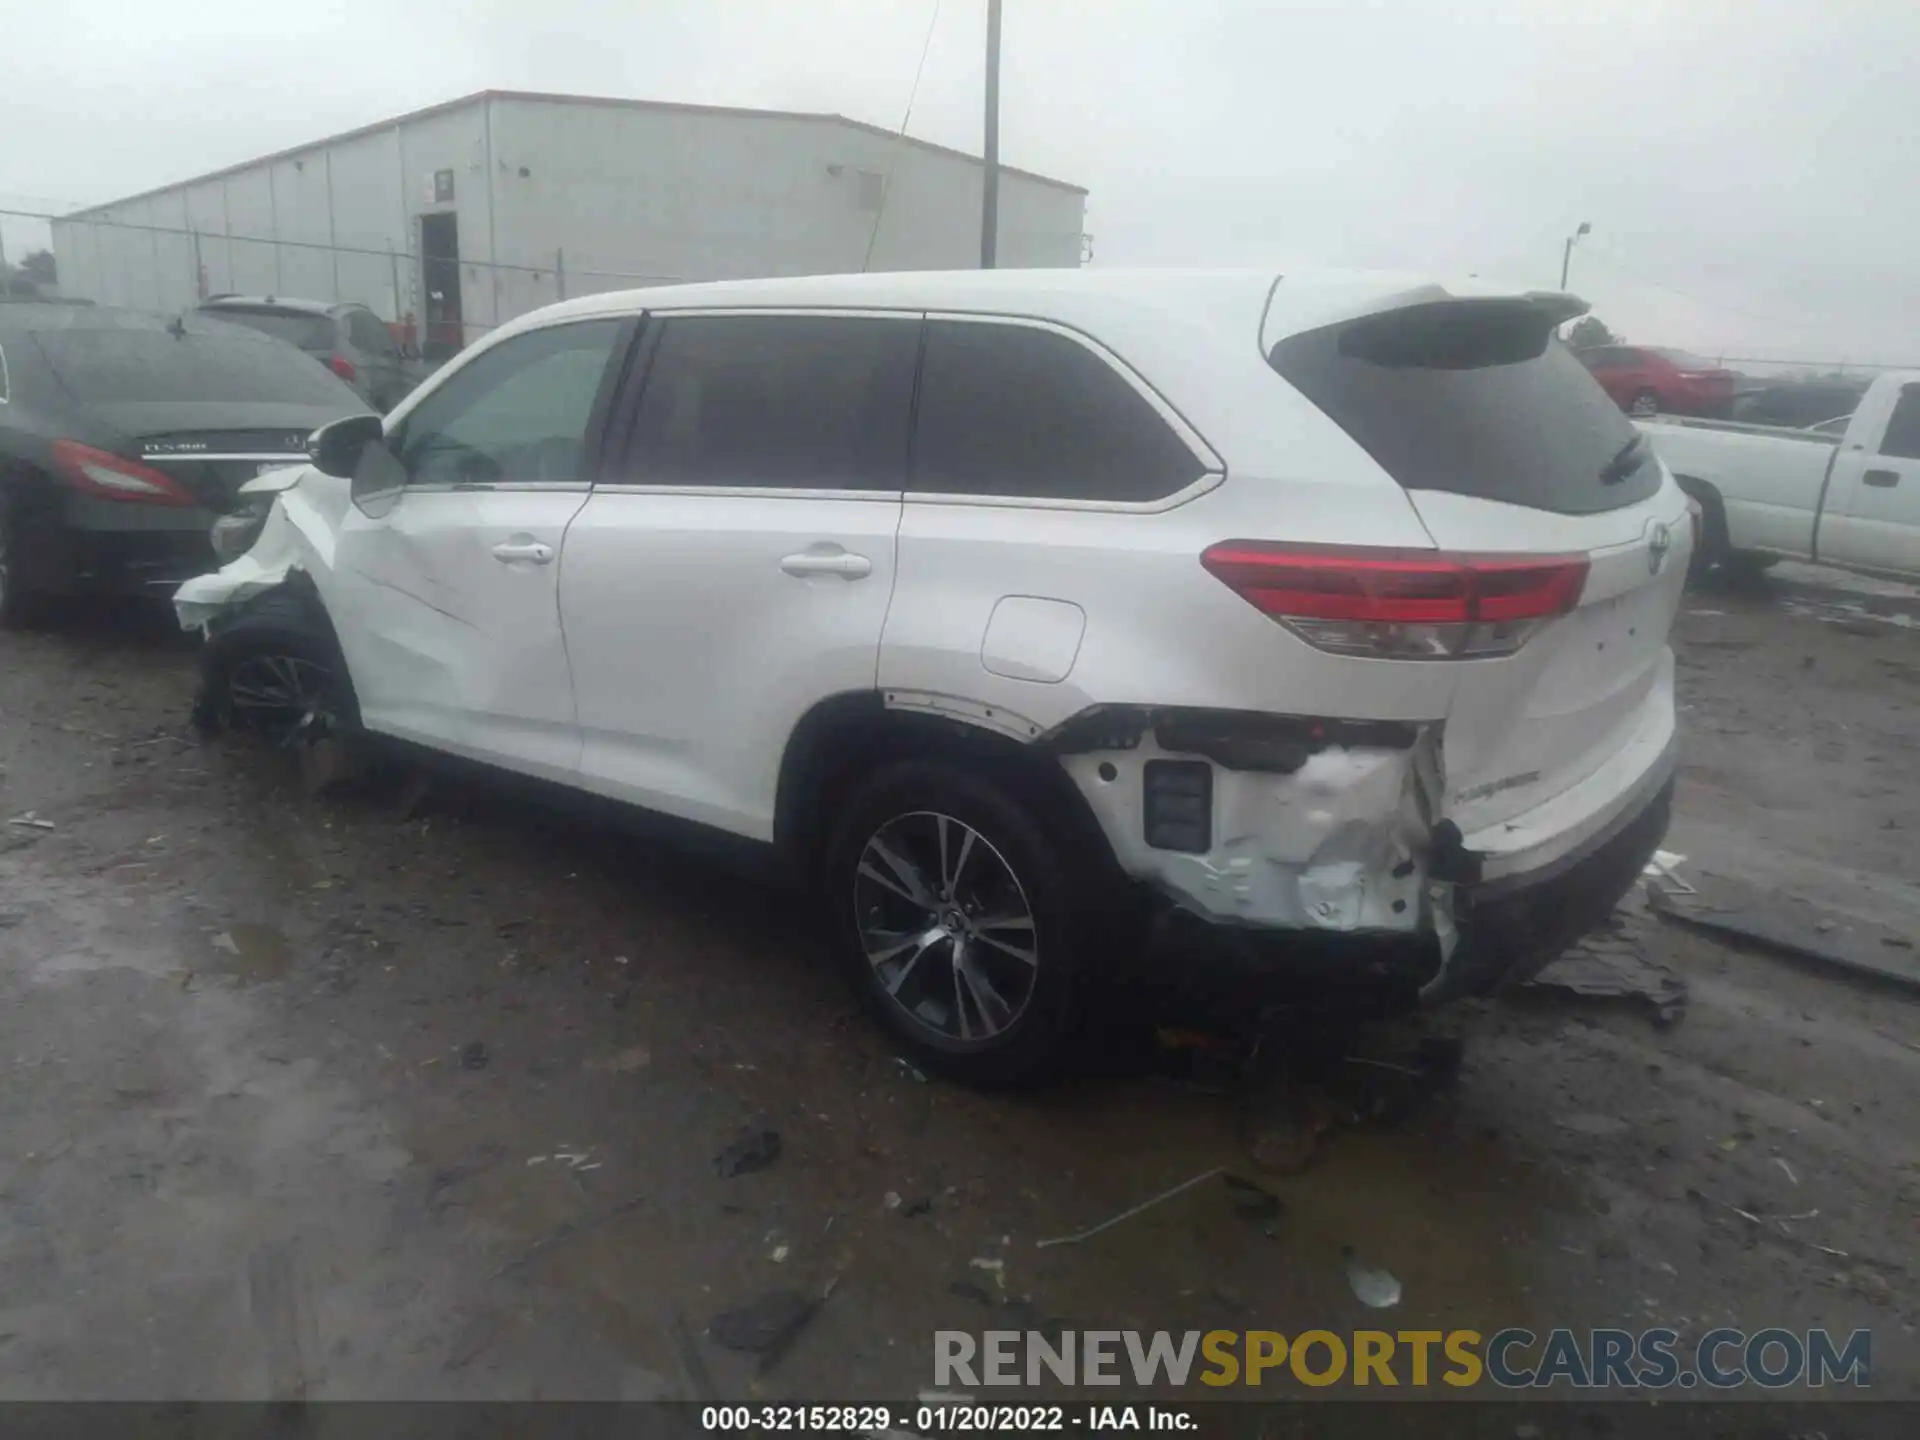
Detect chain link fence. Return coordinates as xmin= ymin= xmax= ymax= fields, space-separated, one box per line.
xmin=2 ymin=206 xmax=681 ymax=358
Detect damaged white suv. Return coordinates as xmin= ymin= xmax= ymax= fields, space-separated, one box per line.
xmin=177 ymin=269 xmax=1691 ymax=1085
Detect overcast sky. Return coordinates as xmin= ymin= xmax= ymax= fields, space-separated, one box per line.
xmin=2 ymin=0 xmax=1913 ymax=364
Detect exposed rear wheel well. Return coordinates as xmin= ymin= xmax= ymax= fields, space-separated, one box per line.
xmin=774 ymin=693 xmax=1123 ymax=891
xmin=1673 ymin=474 xmax=1729 ymax=560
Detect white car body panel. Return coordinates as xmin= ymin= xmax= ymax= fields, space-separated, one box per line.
xmin=1643 ymin=369 xmax=1920 ymax=580
xmin=177 ymin=266 xmax=1686 ymax=967
xmin=559 ymin=489 xmax=902 ymax=841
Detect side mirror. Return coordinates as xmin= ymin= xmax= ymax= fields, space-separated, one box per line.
xmin=310 ymin=414 xmax=384 ymax=478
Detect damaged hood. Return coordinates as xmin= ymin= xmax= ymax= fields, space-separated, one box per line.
xmin=173 ymin=468 xmax=351 ymax=629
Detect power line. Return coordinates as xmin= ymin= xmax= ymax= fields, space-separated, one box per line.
xmin=863 ymin=0 xmax=944 ymax=272
xmin=1575 ymin=246 xmax=1828 ymax=330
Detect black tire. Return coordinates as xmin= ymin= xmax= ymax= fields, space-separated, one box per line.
xmin=0 ymin=499 xmax=49 ymax=630
xmin=196 ymin=586 xmax=359 ymax=744
xmin=1629 ymin=389 xmax=1660 ymax=418
xmin=1675 ymin=477 xmax=1728 ymax=583
xmin=824 ymin=759 xmax=1095 ymax=1088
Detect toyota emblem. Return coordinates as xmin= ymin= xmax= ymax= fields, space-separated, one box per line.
xmin=1647 ymin=521 xmax=1672 ymax=574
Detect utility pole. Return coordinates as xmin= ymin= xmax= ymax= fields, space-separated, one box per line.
xmin=1560 ymin=220 xmax=1591 ymax=290
xmin=980 ymin=0 xmax=1002 ymax=269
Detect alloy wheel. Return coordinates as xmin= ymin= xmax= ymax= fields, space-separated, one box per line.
xmin=852 ymin=809 xmax=1039 ymax=1045
xmin=226 ymin=653 xmax=337 ymax=748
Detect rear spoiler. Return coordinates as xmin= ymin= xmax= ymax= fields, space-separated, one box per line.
xmin=1521 ymin=291 xmax=1590 ymax=326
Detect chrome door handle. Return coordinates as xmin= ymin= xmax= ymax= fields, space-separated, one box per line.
xmin=492 ymin=541 xmax=554 ymax=564
xmin=780 ymin=550 xmax=872 ymax=579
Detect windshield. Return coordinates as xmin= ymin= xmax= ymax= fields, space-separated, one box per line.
xmin=201 ymin=307 xmax=334 ymax=350
xmin=1270 ymin=302 xmax=1661 ymax=515
xmin=32 ymin=327 xmax=360 ymax=405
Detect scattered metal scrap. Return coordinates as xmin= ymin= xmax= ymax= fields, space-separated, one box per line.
xmin=1649 ymin=872 xmax=1920 ymax=996
xmin=1034 ymin=1167 xmax=1224 ymax=1249
xmin=1522 ymin=925 xmax=1690 ymax=1027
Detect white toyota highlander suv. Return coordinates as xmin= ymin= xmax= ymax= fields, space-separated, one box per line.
xmin=177 ymin=268 xmax=1692 ymax=1085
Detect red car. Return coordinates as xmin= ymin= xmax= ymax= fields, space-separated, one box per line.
xmin=1575 ymin=345 xmax=1736 ymax=418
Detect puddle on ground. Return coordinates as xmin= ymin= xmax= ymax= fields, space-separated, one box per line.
xmin=209 ymin=922 xmax=293 ymax=983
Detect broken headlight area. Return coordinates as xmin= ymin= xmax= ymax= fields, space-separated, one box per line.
xmin=209 ymin=495 xmax=276 ymax=564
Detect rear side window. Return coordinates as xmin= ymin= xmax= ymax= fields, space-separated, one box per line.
xmin=1881 ymin=386 xmax=1920 ymax=461
xmin=911 ymin=321 xmax=1204 ymax=502
xmin=1268 ymin=302 xmax=1660 ymax=515
xmin=347 ymin=309 xmax=395 ymax=354
xmin=625 ymin=314 xmax=919 ymax=491
xmin=200 ymin=307 xmax=335 ymax=350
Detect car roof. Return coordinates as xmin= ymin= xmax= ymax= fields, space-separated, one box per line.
xmin=199 ymin=295 xmax=341 ymax=316
xmin=514 ymin=266 xmax=1579 ymax=355
xmin=0 ymin=303 xmax=286 ymax=337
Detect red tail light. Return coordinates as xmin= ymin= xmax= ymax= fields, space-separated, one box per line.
xmin=1200 ymin=541 xmax=1590 ymax=660
xmin=51 ymin=440 xmax=198 ymax=507
xmin=328 ymin=355 xmax=357 ymax=383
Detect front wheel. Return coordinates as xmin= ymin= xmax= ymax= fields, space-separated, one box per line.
xmin=196 ymin=587 xmax=359 ymax=746
xmin=824 ymin=760 xmax=1092 ymax=1087
xmin=1628 ymin=389 xmax=1660 ymax=417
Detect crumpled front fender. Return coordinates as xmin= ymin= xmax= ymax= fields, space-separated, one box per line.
xmin=173 ymin=468 xmax=350 ymax=629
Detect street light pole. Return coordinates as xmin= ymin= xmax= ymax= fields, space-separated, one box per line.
xmin=1560 ymin=220 xmax=1591 ymax=290
xmin=981 ymin=0 xmax=1002 ymax=269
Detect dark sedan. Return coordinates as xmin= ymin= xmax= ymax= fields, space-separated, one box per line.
xmin=0 ymin=305 xmax=369 ymax=625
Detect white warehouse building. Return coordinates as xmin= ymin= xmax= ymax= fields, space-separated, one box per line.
xmin=51 ymin=89 xmax=1087 ymax=356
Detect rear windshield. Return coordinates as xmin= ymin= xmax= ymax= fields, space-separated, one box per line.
xmin=1269 ymin=301 xmax=1660 ymax=515
xmin=201 ymin=307 xmax=335 ymax=350
xmin=32 ymin=328 xmax=359 ymax=406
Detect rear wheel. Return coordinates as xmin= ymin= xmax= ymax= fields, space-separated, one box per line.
xmin=824 ymin=760 xmax=1092 ymax=1087
xmin=1628 ymin=389 xmax=1660 ymax=417
xmin=197 ymin=588 xmax=358 ymax=746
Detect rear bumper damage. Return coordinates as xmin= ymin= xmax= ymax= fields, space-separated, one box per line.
xmin=1053 ymin=696 xmax=1676 ymax=1007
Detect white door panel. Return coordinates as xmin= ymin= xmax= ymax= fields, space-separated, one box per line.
xmin=1819 ymin=383 xmax=1920 ymax=578
xmin=333 ymin=488 xmax=588 ymax=777
xmin=561 ymin=494 xmax=900 ymax=838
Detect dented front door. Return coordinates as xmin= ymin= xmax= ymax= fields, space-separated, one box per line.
xmin=326 ymin=318 xmax=629 ymax=782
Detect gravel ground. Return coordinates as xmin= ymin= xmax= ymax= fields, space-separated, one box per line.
xmin=1 ymin=568 xmax=1917 ymax=1405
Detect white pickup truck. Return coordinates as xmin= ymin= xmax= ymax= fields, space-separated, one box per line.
xmin=1643 ymin=370 xmax=1920 ymax=581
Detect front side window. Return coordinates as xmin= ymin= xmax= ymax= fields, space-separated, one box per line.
xmin=395 ymin=319 xmax=624 ymax=487
xmin=910 ymin=320 xmax=1204 ymax=503
xmin=623 ymin=314 xmax=919 ymax=491
xmin=1879 ymin=386 xmax=1920 ymax=462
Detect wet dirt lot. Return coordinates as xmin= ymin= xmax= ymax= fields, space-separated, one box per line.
xmin=2 ymin=568 xmax=1917 ymax=1405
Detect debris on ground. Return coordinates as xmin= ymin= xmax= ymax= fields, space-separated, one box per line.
xmin=1222 ymin=1173 xmax=1283 ymax=1225
xmin=1557 ymin=1113 xmax=1630 ymax=1138
xmin=1649 ymin=873 xmax=1920 ymax=995
xmin=891 ymin=1057 xmax=928 ymax=1084
xmin=901 ymin=1196 xmax=933 ymax=1218
xmin=1242 ymin=1096 xmax=1334 ymax=1175
xmin=211 ymin=932 xmax=241 ymax=956
xmin=883 ymin=1191 xmax=902 ymax=1211
xmin=1343 ymin=1247 xmax=1402 ymax=1309
xmin=460 ymin=1040 xmax=490 ymax=1071
xmin=708 ymin=1288 xmax=820 ymax=1369
xmin=586 ymin=1045 xmax=651 ymax=1074
xmin=715 ymin=1127 xmax=782 ymax=1178
xmin=5 ymin=812 xmax=56 ymax=830
xmin=1035 ymin=1167 xmax=1224 ymax=1249
xmin=1523 ymin=926 xmax=1690 ymax=1027
xmin=0 ymin=910 xmax=24 ymax=929
xmin=298 ymin=736 xmax=362 ymax=798
xmin=1642 ymin=848 xmax=1696 ymax=895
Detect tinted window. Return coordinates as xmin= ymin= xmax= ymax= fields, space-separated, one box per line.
xmin=32 ymin=327 xmax=361 ymax=405
xmin=346 ymin=309 xmax=395 ymax=354
xmin=911 ymin=321 xmax=1203 ymax=502
xmin=1881 ymin=386 xmax=1920 ymax=461
xmin=624 ymin=315 xmax=918 ymax=490
xmin=395 ymin=318 xmax=623 ymax=487
xmin=200 ymin=307 xmax=335 ymax=350
xmin=1269 ymin=300 xmax=1660 ymax=515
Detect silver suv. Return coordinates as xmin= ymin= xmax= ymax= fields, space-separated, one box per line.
xmin=196 ymin=296 xmax=413 ymax=412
